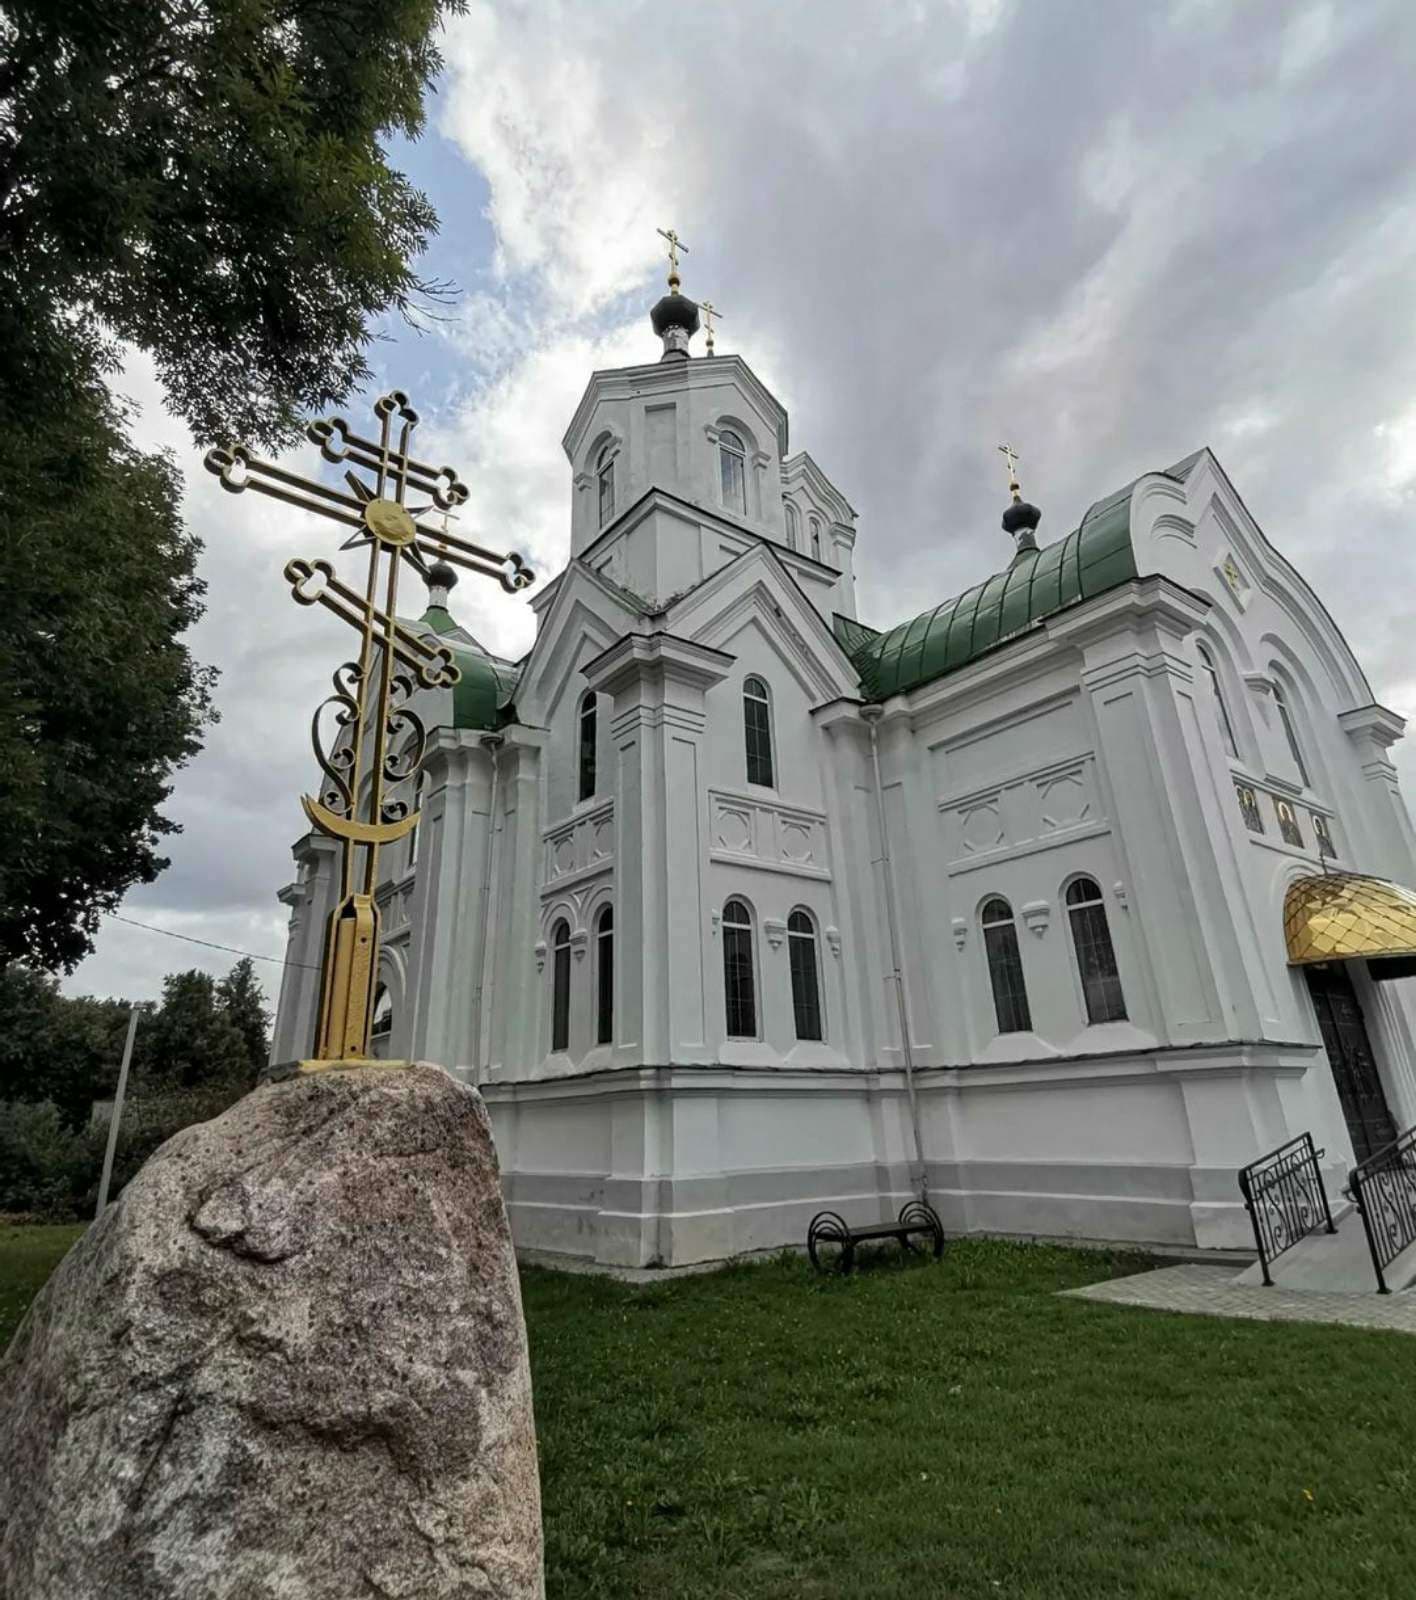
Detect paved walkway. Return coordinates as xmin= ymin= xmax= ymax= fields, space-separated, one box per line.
xmin=1063 ymin=1262 xmax=1416 ymax=1335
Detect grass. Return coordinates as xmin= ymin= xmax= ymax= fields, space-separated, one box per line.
xmin=6 ymin=1228 xmax=1416 ymax=1598
xmin=0 ymin=1223 xmax=83 ymax=1348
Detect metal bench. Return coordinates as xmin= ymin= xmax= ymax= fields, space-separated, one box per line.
xmin=807 ymin=1201 xmax=945 ymax=1274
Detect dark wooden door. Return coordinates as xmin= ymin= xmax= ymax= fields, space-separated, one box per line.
xmin=1305 ymin=963 xmax=1398 ymax=1163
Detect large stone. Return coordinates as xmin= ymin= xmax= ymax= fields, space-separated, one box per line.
xmin=0 ymin=1064 xmax=543 ymax=1600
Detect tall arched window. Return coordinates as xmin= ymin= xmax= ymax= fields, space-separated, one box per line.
xmin=1065 ymin=877 xmax=1126 ymax=1024
xmin=550 ymin=918 xmax=571 ymax=1052
xmin=784 ymin=501 xmax=800 ymax=551
xmin=597 ymin=443 xmax=615 ymax=529
xmin=1271 ymin=681 xmax=1310 ymax=787
xmin=809 ymin=517 xmax=822 ymax=560
xmin=981 ymin=898 xmax=1032 ymax=1034
xmin=743 ymin=676 xmax=774 ymax=787
xmin=371 ymin=984 xmax=393 ymax=1040
xmin=722 ymin=898 xmax=757 ymax=1038
xmin=787 ymin=909 xmax=823 ymax=1041
xmin=596 ymin=905 xmax=614 ymax=1046
xmin=719 ymin=429 xmax=747 ymax=515
xmin=578 ymin=691 xmax=597 ymax=802
xmin=1196 ymin=642 xmax=1238 ymax=759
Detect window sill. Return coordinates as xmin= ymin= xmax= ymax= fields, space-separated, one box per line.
xmin=975 ymin=1031 xmax=1061 ymax=1065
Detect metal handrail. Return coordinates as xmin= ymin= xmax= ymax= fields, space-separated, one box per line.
xmin=1345 ymin=1124 xmax=1416 ymax=1295
xmin=1237 ymin=1132 xmax=1336 ymax=1286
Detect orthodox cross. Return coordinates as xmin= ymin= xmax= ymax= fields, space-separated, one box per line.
xmin=657 ymin=226 xmax=689 ymax=284
xmin=997 ymin=441 xmax=1022 ymax=499
xmin=205 ymin=393 xmax=535 ymax=1066
xmin=698 ymin=299 xmax=723 ymax=356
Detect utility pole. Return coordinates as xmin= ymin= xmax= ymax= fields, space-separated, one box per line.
xmin=95 ymin=1007 xmax=140 ymax=1218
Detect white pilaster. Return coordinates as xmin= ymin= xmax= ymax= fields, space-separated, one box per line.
xmin=270 ymin=832 xmax=339 ymax=1065
xmin=585 ymin=632 xmax=734 ymax=1067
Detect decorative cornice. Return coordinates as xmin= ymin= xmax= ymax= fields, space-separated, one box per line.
xmin=1338 ymin=702 xmax=1406 ymax=749
xmin=582 ymin=630 xmax=736 ymax=698
xmin=562 ymin=352 xmax=789 ymax=460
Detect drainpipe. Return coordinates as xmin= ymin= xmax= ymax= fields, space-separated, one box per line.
xmin=468 ymin=733 xmax=503 ymax=1085
xmin=860 ymin=703 xmax=928 ymax=1205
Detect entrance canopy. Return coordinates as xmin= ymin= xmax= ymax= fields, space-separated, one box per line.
xmin=1283 ymin=872 xmax=1416 ymax=972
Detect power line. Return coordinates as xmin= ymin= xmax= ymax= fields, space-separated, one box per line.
xmin=104 ymin=911 xmax=319 ymax=971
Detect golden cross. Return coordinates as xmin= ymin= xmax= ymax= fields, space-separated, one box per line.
xmin=204 ymin=392 xmax=535 ymax=1066
xmin=997 ymin=442 xmax=1022 ymax=498
xmin=698 ymin=298 xmax=722 ymax=355
xmin=657 ymin=226 xmax=689 ymax=283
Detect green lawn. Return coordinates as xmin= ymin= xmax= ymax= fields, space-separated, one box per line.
xmin=7 ymin=1227 xmax=1416 ymax=1598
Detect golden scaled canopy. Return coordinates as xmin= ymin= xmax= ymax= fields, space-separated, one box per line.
xmin=1283 ymin=873 xmax=1416 ymax=965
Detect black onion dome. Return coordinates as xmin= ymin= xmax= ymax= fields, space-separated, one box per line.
xmin=651 ymin=292 xmax=701 ymax=338
xmin=1002 ymin=499 xmax=1042 ymax=536
xmin=427 ymin=558 xmax=458 ymax=591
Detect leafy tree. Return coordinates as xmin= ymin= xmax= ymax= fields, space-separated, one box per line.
xmin=0 ymin=964 xmax=135 ymax=1129
xmin=217 ymin=957 xmax=272 ymax=1079
xmin=0 ymin=379 xmax=218 ymax=971
xmin=0 ymin=0 xmax=465 ymax=968
xmin=0 ymin=0 xmax=465 ymax=451
xmin=134 ymin=969 xmax=251 ymax=1092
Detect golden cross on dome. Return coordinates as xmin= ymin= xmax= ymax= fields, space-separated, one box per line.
xmin=204 ymin=392 xmax=535 ymax=1067
xmin=698 ymin=298 xmax=722 ymax=355
xmin=997 ymin=441 xmax=1022 ymax=500
xmin=657 ymin=226 xmax=689 ymax=285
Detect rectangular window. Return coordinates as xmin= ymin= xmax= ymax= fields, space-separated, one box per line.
xmin=1070 ymin=905 xmax=1127 ymax=1024
xmin=984 ymin=922 xmax=1032 ymax=1033
xmin=723 ymin=926 xmax=757 ymax=1038
xmin=744 ymin=696 xmax=774 ymax=787
xmin=552 ymin=946 xmax=571 ymax=1052
xmin=789 ymin=936 xmax=823 ymax=1041
xmin=596 ymin=932 xmax=613 ymax=1045
xmin=721 ymin=450 xmax=746 ymax=515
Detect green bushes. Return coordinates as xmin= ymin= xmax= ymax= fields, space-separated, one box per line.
xmin=0 ymin=1083 xmax=246 ymax=1221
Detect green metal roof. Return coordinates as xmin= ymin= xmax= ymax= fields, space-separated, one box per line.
xmin=415 ymin=606 xmax=522 ymax=730
xmin=837 ymin=477 xmax=1143 ymax=700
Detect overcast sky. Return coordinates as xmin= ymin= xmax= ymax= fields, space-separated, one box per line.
xmin=66 ymin=0 xmax=1416 ymax=1007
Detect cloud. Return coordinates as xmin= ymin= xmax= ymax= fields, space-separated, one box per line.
xmin=63 ymin=0 xmax=1416 ymax=1004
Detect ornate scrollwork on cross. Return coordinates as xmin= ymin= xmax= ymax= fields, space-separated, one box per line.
xmin=205 ymin=391 xmax=536 ymax=1064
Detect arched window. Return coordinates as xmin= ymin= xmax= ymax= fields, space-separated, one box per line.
xmin=981 ymin=897 xmax=1032 ymax=1034
xmin=719 ymin=429 xmax=747 ymax=515
xmin=1271 ymin=681 xmax=1310 ymax=787
xmin=596 ymin=905 xmax=614 ymax=1046
xmin=596 ymin=443 xmax=615 ymax=529
xmin=371 ymin=984 xmax=393 ymax=1039
xmin=578 ymin=691 xmax=597 ymax=802
xmin=1196 ymin=642 xmax=1238 ymax=759
xmin=743 ymin=675 xmax=774 ymax=787
xmin=1065 ymin=877 xmax=1127 ymax=1024
xmin=550 ymin=918 xmax=571 ymax=1052
xmin=809 ymin=517 xmax=822 ymax=560
xmin=722 ymin=898 xmax=757 ymax=1038
xmin=784 ymin=500 xmax=800 ymax=551
xmin=788 ymin=909 xmax=824 ymax=1041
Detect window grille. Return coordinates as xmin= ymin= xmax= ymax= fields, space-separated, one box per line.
xmin=981 ymin=898 xmax=1032 ymax=1034
xmin=720 ymin=430 xmax=747 ymax=515
xmin=596 ymin=906 xmax=614 ymax=1046
xmin=788 ymin=909 xmax=824 ymax=1041
xmin=1197 ymin=643 xmax=1239 ymax=758
xmin=551 ymin=919 xmax=571 ymax=1052
xmin=1065 ymin=877 xmax=1127 ymax=1024
xmin=743 ymin=676 xmax=774 ymax=787
xmin=578 ymin=693 xmax=597 ymax=803
xmin=722 ymin=898 xmax=757 ymax=1038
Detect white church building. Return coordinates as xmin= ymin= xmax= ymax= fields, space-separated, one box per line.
xmin=271 ymin=274 xmax=1416 ymax=1269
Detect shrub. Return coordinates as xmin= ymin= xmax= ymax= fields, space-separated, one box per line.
xmin=0 ymin=1082 xmax=247 ymax=1220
